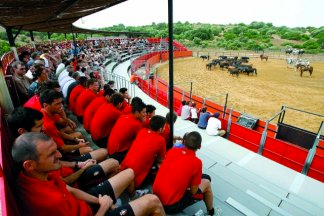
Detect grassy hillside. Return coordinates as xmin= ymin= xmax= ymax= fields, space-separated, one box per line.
xmin=1 ymin=21 xmax=324 ymax=57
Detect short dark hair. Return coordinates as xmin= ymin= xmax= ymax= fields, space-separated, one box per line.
xmin=103 ymin=88 xmax=115 ymax=97
xmin=146 ymin=105 xmax=156 ymax=114
xmin=131 ymin=97 xmax=146 ymax=114
xmin=87 ymin=78 xmax=98 ymax=87
xmin=201 ymin=107 xmax=207 ymax=113
xmin=149 ymin=115 xmax=166 ymax=131
xmin=12 ymin=132 xmax=51 ymax=170
xmin=40 ymin=89 xmax=63 ymax=107
xmin=79 ymin=76 xmax=88 ymax=87
xmin=166 ymin=111 xmax=177 ymax=124
xmin=8 ymin=107 xmax=43 ymax=136
xmin=119 ymin=87 xmax=128 ymax=94
xmin=110 ymin=93 xmax=124 ymax=107
xmin=34 ymin=67 xmax=44 ymax=78
xmin=184 ymin=131 xmax=202 ymax=150
xmin=181 ymin=100 xmax=186 ymax=105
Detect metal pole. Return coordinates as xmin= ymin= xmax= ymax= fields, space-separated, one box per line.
xmin=223 ymin=93 xmax=228 ymax=119
xmin=5 ymin=27 xmax=18 ymax=60
xmin=302 ymin=121 xmax=324 ymax=175
xmin=168 ymin=0 xmax=174 ymax=148
xmin=226 ymin=108 xmax=233 ymax=139
xmin=189 ymin=82 xmax=193 ymax=101
xmin=29 ymin=31 xmax=36 ymax=49
xmin=258 ymin=120 xmax=269 ymax=154
xmin=202 ymin=98 xmax=206 ymax=107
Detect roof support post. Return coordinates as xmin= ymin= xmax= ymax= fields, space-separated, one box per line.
xmin=5 ymin=27 xmax=18 ymax=60
xmin=47 ymin=32 xmax=51 ymax=40
xmin=168 ymin=0 xmax=174 ymax=148
xmin=29 ymin=30 xmax=36 ymax=49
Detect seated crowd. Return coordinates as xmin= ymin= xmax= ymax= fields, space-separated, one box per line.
xmin=6 ymin=39 xmax=216 ymax=216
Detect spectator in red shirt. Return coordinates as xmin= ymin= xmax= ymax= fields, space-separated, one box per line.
xmin=119 ymin=87 xmax=131 ymax=111
xmin=83 ymin=88 xmax=115 ymax=132
xmin=108 ymin=97 xmax=146 ymax=163
xmin=40 ymin=89 xmax=106 ymax=162
xmin=162 ymin=112 xmax=182 ymax=150
xmin=74 ymin=78 xmax=100 ymax=123
xmin=121 ymin=115 xmax=166 ymax=188
xmin=153 ymin=131 xmax=215 ymax=215
xmin=12 ymin=132 xmax=166 ymax=216
xmin=90 ymin=93 xmax=124 ymax=148
xmin=142 ymin=104 xmax=156 ymax=128
xmin=68 ymin=76 xmax=87 ymax=112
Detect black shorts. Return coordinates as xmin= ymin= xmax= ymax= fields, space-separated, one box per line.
xmin=87 ymin=180 xmax=116 ymax=203
xmin=90 ymin=203 xmax=135 ymax=216
xmin=163 ymin=174 xmax=211 ymax=214
xmin=61 ymin=149 xmax=92 ymax=162
xmin=78 ymin=165 xmax=107 ymax=191
xmin=106 ymin=204 xmax=135 ymax=216
xmin=94 ymin=137 xmax=108 ymax=148
xmin=109 ymin=150 xmax=127 ymax=164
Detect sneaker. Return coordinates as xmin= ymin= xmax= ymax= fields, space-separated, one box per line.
xmin=130 ymin=189 xmax=150 ymax=200
xmin=193 ymin=209 xmax=205 ymax=216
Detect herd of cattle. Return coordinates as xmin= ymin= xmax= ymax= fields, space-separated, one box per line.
xmin=201 ymin=55 xmax=257 ymax=77
xmin=200 ymin=48 xmax=313 ymax=77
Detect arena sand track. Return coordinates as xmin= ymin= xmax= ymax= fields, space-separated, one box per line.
xmin=156 ymin=57 xmax=324 ymax=132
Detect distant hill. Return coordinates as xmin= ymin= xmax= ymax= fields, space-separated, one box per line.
xmin=101 ymin=21 xmax=324 ymax=53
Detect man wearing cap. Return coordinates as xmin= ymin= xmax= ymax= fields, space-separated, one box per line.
xmin=206 ymin=112 xmax=226 ymax=137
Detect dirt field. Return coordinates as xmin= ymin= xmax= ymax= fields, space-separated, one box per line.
xmin=156 ymin=56 xmax=324 ymax=132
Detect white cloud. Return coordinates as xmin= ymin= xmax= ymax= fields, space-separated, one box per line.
xmin=74 ymin=0 xmax=324 ymax=28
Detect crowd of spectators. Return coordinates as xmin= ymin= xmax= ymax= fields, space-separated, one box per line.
xmin=6 ymin=38 xmax=216 ymax=216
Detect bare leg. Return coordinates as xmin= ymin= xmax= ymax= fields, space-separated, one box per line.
xmin=89 ymin=148 xmax=107 ymax=162
xmin=98 ymin=158 xmax=119 ymax=177
xmin=199 ymin=179 xmax=213 ymax=211
xmin=129 ymin=194 xmax=166 ymax=216
xmin=108 ymin=168 xmax=134 ymax=198
xmin=79 ymin=146 xmax=93 ymax=155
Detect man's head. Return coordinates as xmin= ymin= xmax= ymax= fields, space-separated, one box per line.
xmin=166 ymin=111 xmax=177 ymax=124
xmin=184 ymin=131 xmax=202 ymax=151
xmin=146 ymin=105 xmax=156 ymax=118
xmin=8 ymin=107 xmax=44 ymax=136
xmin=103 ymin=88 xmax=115 ymax=102
xmin=12 ymin=132 xmax=62 ymax=174
xmin=107 ymin=80 xmax=115 ymax=89
xmin=87 ymin=78 xmax=99 ymax=92
xmin=149 ymin=115 xmax=166 ymax=133
xmin=213 ymin=112 xmax=220 ymax=118
xmin=201 ymin=107 xmax=207 ymax=113
xmin=131 ymin=97 xmax=146 ymax=121
xmin=40 ymin=89 xmax=64 ymax=114
xmin=110 ymin=93 xmax=125 ymax=109
xmin=12 ymin=61 xmax=27 ymax=77
xmin=119 ymin=87 xmax=129 ymax=99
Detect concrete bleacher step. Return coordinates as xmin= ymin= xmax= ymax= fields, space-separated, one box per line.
xmin=226 ymin=163 xmax=323 ymax=215
xmin=206 ymin=168 xmax=272 ymax=215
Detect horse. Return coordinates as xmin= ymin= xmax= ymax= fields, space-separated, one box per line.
xmin=300 ymin=65 xmax=313 ymax=77
xmin=200 ymin=55 xmax=210 ymax=61
xmin=260 ymin=54 xmax=268 ymax=61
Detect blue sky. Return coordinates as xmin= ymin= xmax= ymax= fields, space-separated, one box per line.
xmin=74 ymin=0 xmax=324 ymax=28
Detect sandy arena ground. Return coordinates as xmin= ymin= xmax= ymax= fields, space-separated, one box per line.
xmin=156 ymin=56 xmax=324 ymax=132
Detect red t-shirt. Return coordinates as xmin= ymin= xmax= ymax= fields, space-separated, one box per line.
xmin=142 ymin=117 xmax=150 ymax=129
xmin=153 ymin=148 xmax=202 ymax=206
xmin=121 ymin=128 xmax=166 ymax=187
xmin=108 ymin=114 xmax=142 ymax=155
xmin=23 ymin=95 xmax=42 ymax=111
xmin=68 ymin=85 xmax=85 ymax=113
xmin=41 ymin=109 xmax=64 ymax=148
xmin=16 ymin=172 xmax=92 ymax=216
xmin=120 ymin=99 xmax=129 ymax=111
xmin=90 ymin=103 xmax=121 ymax=141
xmin=121 ymin=103 xmax=132 ymax=115
xmin=83 ymin=97 xmax=106 ymax=131
xmin=161 ymin=123 xmax=173 ymax=150
xmin=74 ymin=89 xmax=97 ymax=117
